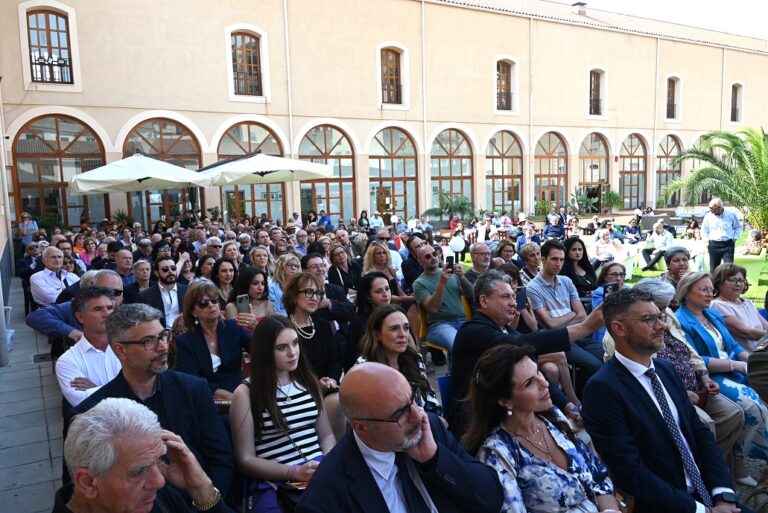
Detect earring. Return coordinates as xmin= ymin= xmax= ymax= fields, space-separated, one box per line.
xmin=506 ymin=409 xmax=513 ymax=416
xmin=193 ymin=317 xmax=199 ymax=326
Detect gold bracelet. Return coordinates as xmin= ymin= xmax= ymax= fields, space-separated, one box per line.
xmin=192 ymin=486 xmax=221 ymax=511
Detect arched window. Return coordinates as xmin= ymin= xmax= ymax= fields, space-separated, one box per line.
xmin=430 ymin=129 xmax=473 ymax=210
xmin=298 ymin=125 xmax=355 ymax=223
xmin=496 ymin=61 xmax=512 ymax=111
xmin=589 ymin=69 xmax=605 ymax=116
xmin=217 ymin=122 xmax=284 ymax=222
xmin=657 ymin=136 xmax=682 ymax=208
xmin=579 ymin=133 xmax=609 ymax=211
xmin=666 ymin=77 xmax=681 ymax=120
xmin=485 ymin=130 xmax=522 ymax=214
xmin=27 ymin=9 xmax=72 ymax=84
xmin=369 ymin=127 xmax=418 ymax=219
xmin=123 ymin=118 xmax=202 ymax=227
xmin=13 ymin=115 xmax=108 ymax=226
xmin=380 ymin=48 xmax=402 ymax=104
xmin=231 ymin=32 xmax=262 ymax=96
xmin=534 ymin=132 xmax=568 ymax=207
xmin=619 ymin=134 xmax=647 ymax=210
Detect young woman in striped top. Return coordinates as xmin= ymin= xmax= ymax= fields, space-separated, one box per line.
xmin=230 ymin=315 xmax=336 ymax=512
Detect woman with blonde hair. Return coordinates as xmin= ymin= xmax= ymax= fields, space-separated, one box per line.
xmin=268 ymin=253 xmax=301 ymax=314
xmin=249 ymin=245 xmax=275 ymax=276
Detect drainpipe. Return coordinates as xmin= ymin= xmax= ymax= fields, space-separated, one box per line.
xmin=421 ymin=0 xmax=429 ymax=214
xmin=0 ymin=77 xmax=11 ymax=367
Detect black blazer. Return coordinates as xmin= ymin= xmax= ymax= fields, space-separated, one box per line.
xmin=449 ymin=312 xmax=572 ymax=437
xmin=583 ymin=357 xmax=732 ymax=513
xmin=297 ymin=413 xmax=503 ymax=513
xmin=137 ymin=283 xmax=188 ymax=327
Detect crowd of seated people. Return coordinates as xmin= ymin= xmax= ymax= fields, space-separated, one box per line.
xmin=19 ymin=208 xmax=768 ymax=512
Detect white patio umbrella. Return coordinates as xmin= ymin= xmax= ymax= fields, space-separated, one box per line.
xmin=198 ymin=152 xmax=333 ymax=185
xmin=69 ymin=151 xmax=212 ymax=194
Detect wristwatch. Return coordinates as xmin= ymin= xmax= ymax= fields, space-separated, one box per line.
xmin=712 ymin=491 xmax=738 ymax=505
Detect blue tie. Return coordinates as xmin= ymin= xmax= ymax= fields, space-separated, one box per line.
xmin=645 ymin=368 xmax=713 ymax=507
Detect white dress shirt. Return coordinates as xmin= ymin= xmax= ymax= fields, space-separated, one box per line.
xmin=30 ymin=268 xmax=80 ymax=306
xmin=614 ymin=350 xmax=732 ymax=513
xmin=353 ymin=432 xmax=437 ymax=513
xmin=159 ymin=283 xmax=180 ymax=327
xmin=55 ymin=335 xmax=122 ymax=406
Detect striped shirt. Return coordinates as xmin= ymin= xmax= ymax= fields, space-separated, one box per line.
xmin=247 ymin=380 xmax=323 ymax=465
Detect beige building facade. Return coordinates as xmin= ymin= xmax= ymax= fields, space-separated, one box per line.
xmin=2 ymin=0 xmax=767 ymax=238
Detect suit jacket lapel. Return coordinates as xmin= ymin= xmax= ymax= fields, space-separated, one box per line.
xmin=342 ymin=433 xmax=392 ymax=513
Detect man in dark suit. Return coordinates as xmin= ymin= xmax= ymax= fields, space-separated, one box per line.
xmin=137 ymin=255 xmax=187 ymax=328
xmin=297 ymin=362 xmax=503 ymax=513
xmin=450 ymin=270 xmax=605 ymax=438
xmin=69 ymin=303 xmax=235 ymax=506
xmin=583 ymin=289 xmax=745 ymax=513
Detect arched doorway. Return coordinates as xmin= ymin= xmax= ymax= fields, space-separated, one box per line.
xmin=534 ymin=132 xmax=568 ymax=208
xmin=123 ymin=118 xmax=203 ymax=228
xmin=12 ymin=115 xmax=108 ymax=227
xmin=579 ymin=133 xmax=609 ymax=212
xmin=619 ymin=134 xmax=647 ymax=210
xmin=430 ymin=128 xmax=473 ymax=214
xmin=657 ymin=135 xmax=682 ymax=208
xmin=369 ymin=127 xmax=418 ymax=219
xmin=485 ymin=130 xmax=523 ymax=215
xmin=217 ymin=122 xmax=285 ymax=222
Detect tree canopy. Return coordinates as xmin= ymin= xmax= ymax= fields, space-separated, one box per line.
xmin=667 ymin=127 xmax=768 ymax=230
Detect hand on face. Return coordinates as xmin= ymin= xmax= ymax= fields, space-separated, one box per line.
xmin=404 ymin=407 xmax=437 ymax=463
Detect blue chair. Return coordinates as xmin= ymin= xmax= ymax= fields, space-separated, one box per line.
xmin=437 ymin=374 xmax=452 ymax=418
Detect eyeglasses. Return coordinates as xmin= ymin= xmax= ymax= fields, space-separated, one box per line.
xmin=119 ymin=329 xmax=172 ymax=351
xmin=160 ymin=266 xmax=177 ymax=273
xmin=354 ymin=386 xmax=420 ymax=425
xmin=208 ymin=244 xmax=222 ymax=248
xmin=196 ymin=298 xmax=218 ymax=308
xmin=377 ymin=237 xmax=392 ymax=241
xmin=158 ymin=246 xmax=172 ymax=251
xmin=300 ymin=288 xmax=325 ymax=299
xmin=697 ymin=287 xmax=716 ymax=295
xmin=27 ymin=245 xmax=39 ymax=249
xmin=306 ymin=264 xmax=326 ymax=271
xmin=621 ymin=313 xmax=668 ymax=327
xmin=472 ymin=252 xmax=491 ymax=257
xmin=111 ymin=289 xmax=124 ymax=297
xmin=606 ymin=272 xmax=626 ymax=279
xmin=725 ymin=277 xmax=747 ymax=285
xmin=422 ymin=252 xmax=436 ymax=260
xmin=286 ymin=263 xmax=300 ymax=270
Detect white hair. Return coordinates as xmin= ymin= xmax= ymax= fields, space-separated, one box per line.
xmin=65 ymin=398 xmax=161 ymax=476
xmin=632 ymin=278 xmax=676 ymax=306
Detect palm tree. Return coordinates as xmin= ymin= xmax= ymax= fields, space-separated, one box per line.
xmin=667 ymin=127 xmax=768 ymax=230
xmin=421 ymin=191 xmax=475 ymax=222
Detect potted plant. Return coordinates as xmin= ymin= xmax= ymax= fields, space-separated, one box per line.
xmin=421 ymin=191 xmax=474 ymax=229
xmin=602 ymin=188 xmax=623 ymax=214
xmin=111 ymin=209 xmax=134 ymax=227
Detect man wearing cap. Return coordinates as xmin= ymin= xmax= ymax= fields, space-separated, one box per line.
xmin=133 ymin=238 xmax=153 ymax=262
xmin=369 ymin=211 xmax=384 ymax=230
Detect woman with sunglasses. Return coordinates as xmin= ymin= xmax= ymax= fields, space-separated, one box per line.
xmin=711 ymin=263 xmax=768 ymax=353
xmin=230 ymin=315 xmax=335 ymax=511
xmin=327 ymin=243 xmax=361 ymax=294
xmin=676 ymin=271 xmax=768 ymax=484
xmin=225 ymin=267 xmax=275 ymax=331
xmin=357 ymin=304 xmax=441 ymax=415
xmin=80 ymin=238 xmax=99 ymax=268
xmin=590 ymin=262 xmax=628 ymax=345
xmin=465 ymin=344 xmax=620 ymax=513
xmin=17 ymin=211 xmax=39 ymax=245
xmin=176 ymin=279 xmax=251 ymax=401
xmin=211 ymin=258 xmax=238 ymax=310
xmin=268 ymin=254 xmax=301 ymax=314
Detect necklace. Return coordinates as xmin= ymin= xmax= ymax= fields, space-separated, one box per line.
xmin=695 ymin=313 xmax=714 ymax=330
xmin=290 ymin=314 xmax=316 ymax=339
xmin=505 ymin=420 xmax=553 ymax=461
xmin=277 ymin=381 xmax=293 ymax=402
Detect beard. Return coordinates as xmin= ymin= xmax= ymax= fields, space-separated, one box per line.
xmin=399 ymin=423 xmax=423 ymax=449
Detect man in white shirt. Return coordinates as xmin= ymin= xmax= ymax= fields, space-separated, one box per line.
xmin=583 ymin=289 xmax=740 ymax=513
xmin=297 ymin=362 xmax=503 ymax=513
xmin=368 ymin=211 xmax=385 ymax=230
xmin=55 ymin=287 xmax=121 ymax=408
xmin=137 ymin=255 xmax=187 ymax=328
xmin=642 ymin=221 xmax=675 ymax=271
xmin=31 ymin=246 xmax=80 ymax=307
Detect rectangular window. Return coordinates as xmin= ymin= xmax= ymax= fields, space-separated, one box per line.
xmin=666 ymin=78 xmax=677 ymax=119
xmin=731 ymin=84 xmax=741 ymax=122
xmin=232 ymin=32 xmax=262 ymax=96
xmin=497 ymin=62 xmax=512 ymax=110
xmin=27 ymin=10 xmax=73 ymax=84
xmin=381 ymin=49 xmax=402 ymax=104
xmin=589 ymin=70 xmax=602 ymax=115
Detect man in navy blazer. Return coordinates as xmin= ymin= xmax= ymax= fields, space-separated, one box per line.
xmin=297 ymin=362 xmax=503 ymax=513
xmin=68 ymin=303 xmax=235 ymax=507
xmin=583 ymin=289 xmax=743 ymax=513
xmin=137 ymin=255 xmax=187 ymax=328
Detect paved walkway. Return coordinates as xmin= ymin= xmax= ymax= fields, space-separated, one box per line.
xmin=0 ymin=279 xmax=62 ymax=513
